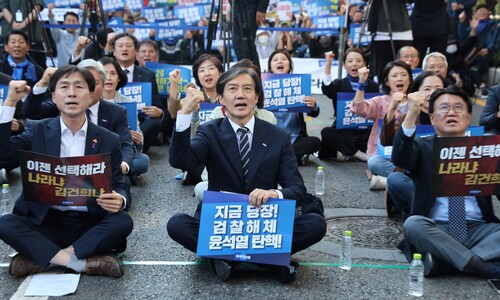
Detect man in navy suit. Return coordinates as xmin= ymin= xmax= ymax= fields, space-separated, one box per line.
xmin=22 ymin=61 xmax=134 ymax=204
xmin=167 ymin=67 xmax=326 ymax=283
xmin=392 ymin=85 xmax=500 ymax=279
xmin=0 ymin=66 xmax=133 ymax=277
xmin=112 ymin=33 xmax=165 ymax=153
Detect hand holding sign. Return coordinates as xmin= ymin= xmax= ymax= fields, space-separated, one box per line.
xmin=303 ymin=96 xmax=316 ymax=108
xmin=97 ymin=191 xmax=124 ymax=213
xmin=180 ymin=87 xmax=204 ymax=114
xmin=249 ymin=188 xmax=278 ymax=209
xmin=5 ymin=80 xmax=31 ymax=107
xmin=142 ymin=106 xmax=163 ymax=118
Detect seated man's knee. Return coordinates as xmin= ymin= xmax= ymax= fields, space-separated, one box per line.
xmin=403 ymin=215 xmax=429 ymax=239
xmin=166 ymin=214 xmax=187 ymax=239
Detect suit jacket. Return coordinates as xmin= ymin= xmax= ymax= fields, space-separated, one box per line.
xmin=22 ymin=94 xmax=134 ymax=168
xmin=169 ymin=117 xmax=306 ymax=204
xmin=479 ymin=85 xmax=500 ymax=135
xmin=391 ymin=129 xmax=499 ymax=222
xmin=0 ymin=118 xmax=127 ymax=224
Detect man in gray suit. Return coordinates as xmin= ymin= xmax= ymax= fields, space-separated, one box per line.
xmin=392 ymin=85 xmax=500 ymax=279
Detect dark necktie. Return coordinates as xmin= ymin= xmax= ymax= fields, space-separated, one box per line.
xmin=448 ymin=196 xmax=468 ymax=244
xmin=237 ymin=127 xmax=250 ymax=182
xmin=124 ymin=69 xmax=130 ymax=75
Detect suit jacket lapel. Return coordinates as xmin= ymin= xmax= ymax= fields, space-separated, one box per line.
xmin=246 ymin=118 xmax=269 ymax=186
xmin=97 ymin=101 xmax=110 ymax=129
xmin=45 ymin=117 xmax=62 ymax=156
xmin=85 ymin=122 xmax=102 ymax=156
xmin=218 ymin=118 xmax=245 ymax=180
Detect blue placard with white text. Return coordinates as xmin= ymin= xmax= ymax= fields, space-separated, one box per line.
xmin=174 ymin=5 xmax=204 ymax=25
xmin=377 ymin=120 xmax=485 ymax=159
xmin=118 ymin=83 xmax=152 ymax=112
xmin=336 ymin=92 xmax=381 ymax=129
xmin=314 ymin=15 xmax=345 ymax=36
xmin=156 ymin=19 xmax=185 ymax=41
xmin=0 ymin=84 xmax=8 ymax=105
xmin=102 ymin=0 xmax=125 ymax=12
xmin=349 ymin=24 xmax=371 ymax=47
xmin=197 ymin=191 xmax=295 ymax=267
xmin=142 ymin=7 xmax=169 ymax=22
xmin=199 ymin=103 xmax=221 ymax=124
xmin=144 ymin=62 xmax=191 ymax=97
xmin=118 ymin=103 xmax=138 ymax=131
xmin=262 ymin=73 xmax=311 ymax=113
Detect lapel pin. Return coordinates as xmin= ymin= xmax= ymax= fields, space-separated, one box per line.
xmin=92 ymin=139 xmax=98 ymax=149
xmin=262 ymin=143 xmax=267 ymax=147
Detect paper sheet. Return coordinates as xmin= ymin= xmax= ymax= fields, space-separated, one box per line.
xmin=24 ymin=274 xmax=80 ymax=297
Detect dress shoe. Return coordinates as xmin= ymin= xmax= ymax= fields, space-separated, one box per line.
xmin=274 ymin=261 xmax=299 ymax=284
xmin=9 ymin=254 xmax=46 ymax=277
xmin=299 ymin=154 xmax=310 ymax=166
xmin=85 ymin=255 xmax=124 ymax=278
xmin=212 ymin=259 xmax=232 ymax=282
xmin=423 ymin=252 xmax=457 ymax=277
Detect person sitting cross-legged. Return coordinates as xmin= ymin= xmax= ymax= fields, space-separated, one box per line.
xmin=0 ymin=67 xmax=133 ymax=278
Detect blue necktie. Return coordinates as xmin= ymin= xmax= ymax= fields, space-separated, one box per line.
xmin=448 ymin=196 xmax=468 ymax=244
xmin=237 ymin=127 xmax=250 ymax=182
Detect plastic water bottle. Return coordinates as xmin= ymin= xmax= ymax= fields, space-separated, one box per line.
xmin=339 ymin=230 xmax=352 ymax=270
xmin=0 ymin=183 xmax=9 ymax=216
xmin=315 ymin=166 xmax=325 ymax=195
xmin=409 ymin=253 xmax=424 ymax=297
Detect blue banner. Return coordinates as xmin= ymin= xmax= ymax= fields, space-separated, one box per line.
xmin=144 ymin=62 xmax=191 ymax=97
xmin=156 ymin=19 xmax=185 ymax=41
xmin=119 ymin=103 xmax=138 ymax=131
xmin=102 ymin=0 xmax=125 ymax=12
xmin=305 ymin=0 xmax=333 ymax=18
xmin=349 ymin=24 xmax=371 ymax=47
xmin=336 ymin=92 xmax=381 ymax=129
xmin=108 ymin=17 xmax=125 ymax=35
xmin=199 ymin=103 xmax=221 ymax=124
xmin=125 ymin=0 xmax=143 ymax=10
xmin=118 ymin=82 xmax=152 ymax=112
xmin=262 ymin=73 xmax=312 ymax=113
xmin=314 ymin=15 xmax=345 ymax=36
xmin=142 ymin=7 xmax=169 ymax=22
xmin=174 ymin=5 xmax=204 ymax=25
xmin=377 ymin=120 xmax=485 ymax=159
xmin=412 ymin=68 xmax=423 ymax=78
xmin=0 ymin=84 xmax=8 ymax=105
xmin=45 ymin=0 xmax=81 ymax=8
xmin=197 ymin=191 xmax=295 ymax=267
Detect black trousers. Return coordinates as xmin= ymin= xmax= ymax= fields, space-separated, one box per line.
xmin=413 ymin=35 xmax=448 ymax=66
xmin=0 ymin=210 xmax=133 ymax=267
xmin=293 ymin=136 xmax=321 ymax=161
xmin=319 ymin=127 xmax=370 ymax=158
xmin=140 ymin=117 xmax=162 ymax=153
xmin=371 ymin=40 xmax=413 ymax=85
xmin=232 ymin=0 xmax=260 ymax=68
xmin=167 ymin=205 xmax=326 ymax=255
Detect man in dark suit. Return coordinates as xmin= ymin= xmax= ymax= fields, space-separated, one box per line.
xmin=0 ymin=66 xmax=133 ymax=277
xmin=479 ymin=84 xmax=500 ymax=135
xmin=22 ymin=61 xmax=134 ymax=204
xmin=167 ymin=67 xmax=326 ymax=283
xmin=392 ymin=85 xmax=500 ymax=279
xmin=112 ymin=33 xmax=165 ymax=153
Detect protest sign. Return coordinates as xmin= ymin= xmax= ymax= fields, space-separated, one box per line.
xmin=145 ymin=62 xmax=191 ymax=97
xmin=335 ymin=92 xmax=380 ymax=129
xmin=197 ymin=191 xmax=295 ymax=266
xmin=19 ymin=151 xmax=111 ymax=206
xmin=262 ymin=73 xmax=311 ymax=112
xmin=119 ymin=82 xmax=152 ymax=112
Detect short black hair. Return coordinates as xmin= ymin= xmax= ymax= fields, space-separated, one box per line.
xmin=49 ymin=65 xmax=95 ymax=93
xmin=343 ymin=47 xmax=366 ymax=64
xmin=192 ymin=54 xmax=224 ymax=88
xmin=428 ymin=85 xmax=472 ymax=114
xmin=99 ymin=57 xmax=128 ymax=90
xmin=5 ymin=29 xmax=29 ymax=44
xmin=139 ymin=39 xmax=159 ymax=52
xmin=216 ymin=67 xmax=262 ymax=101
xmin=409 ymin=71 xmax=445 ymax=93
xmin=268 ymin=50 xmax=293 ymax=73
xmin=231 ymin=59 xmax=264 ymax=108
xmin=381 ymin=60 xmax=413 ymax=95
xmin=64 ymin=11 xmax=79 ymax=21
xmin=97 ymin=27 xmax=114 ymax=48
xmin=112 ymin=32 xmax=139 ymax=50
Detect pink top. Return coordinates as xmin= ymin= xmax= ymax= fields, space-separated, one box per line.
xmin=350 ymin=94 xmax=405 ymax=157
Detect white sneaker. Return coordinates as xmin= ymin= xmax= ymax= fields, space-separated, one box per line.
xmin=370 ymin=175 xmax=387 ymax=190
xmin=0 ymin=168 xmax=7 ymax=184
xmin=336 ymin=151 xmax=352 ymax=162
xmin=353 ymin=150 xmax=368 ymax=162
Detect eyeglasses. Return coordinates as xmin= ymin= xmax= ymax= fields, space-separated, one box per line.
xmin=401 ymin=54 xmax=418 ymax=60
xmin=436 ymin=104 xmax=466 ymax=113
